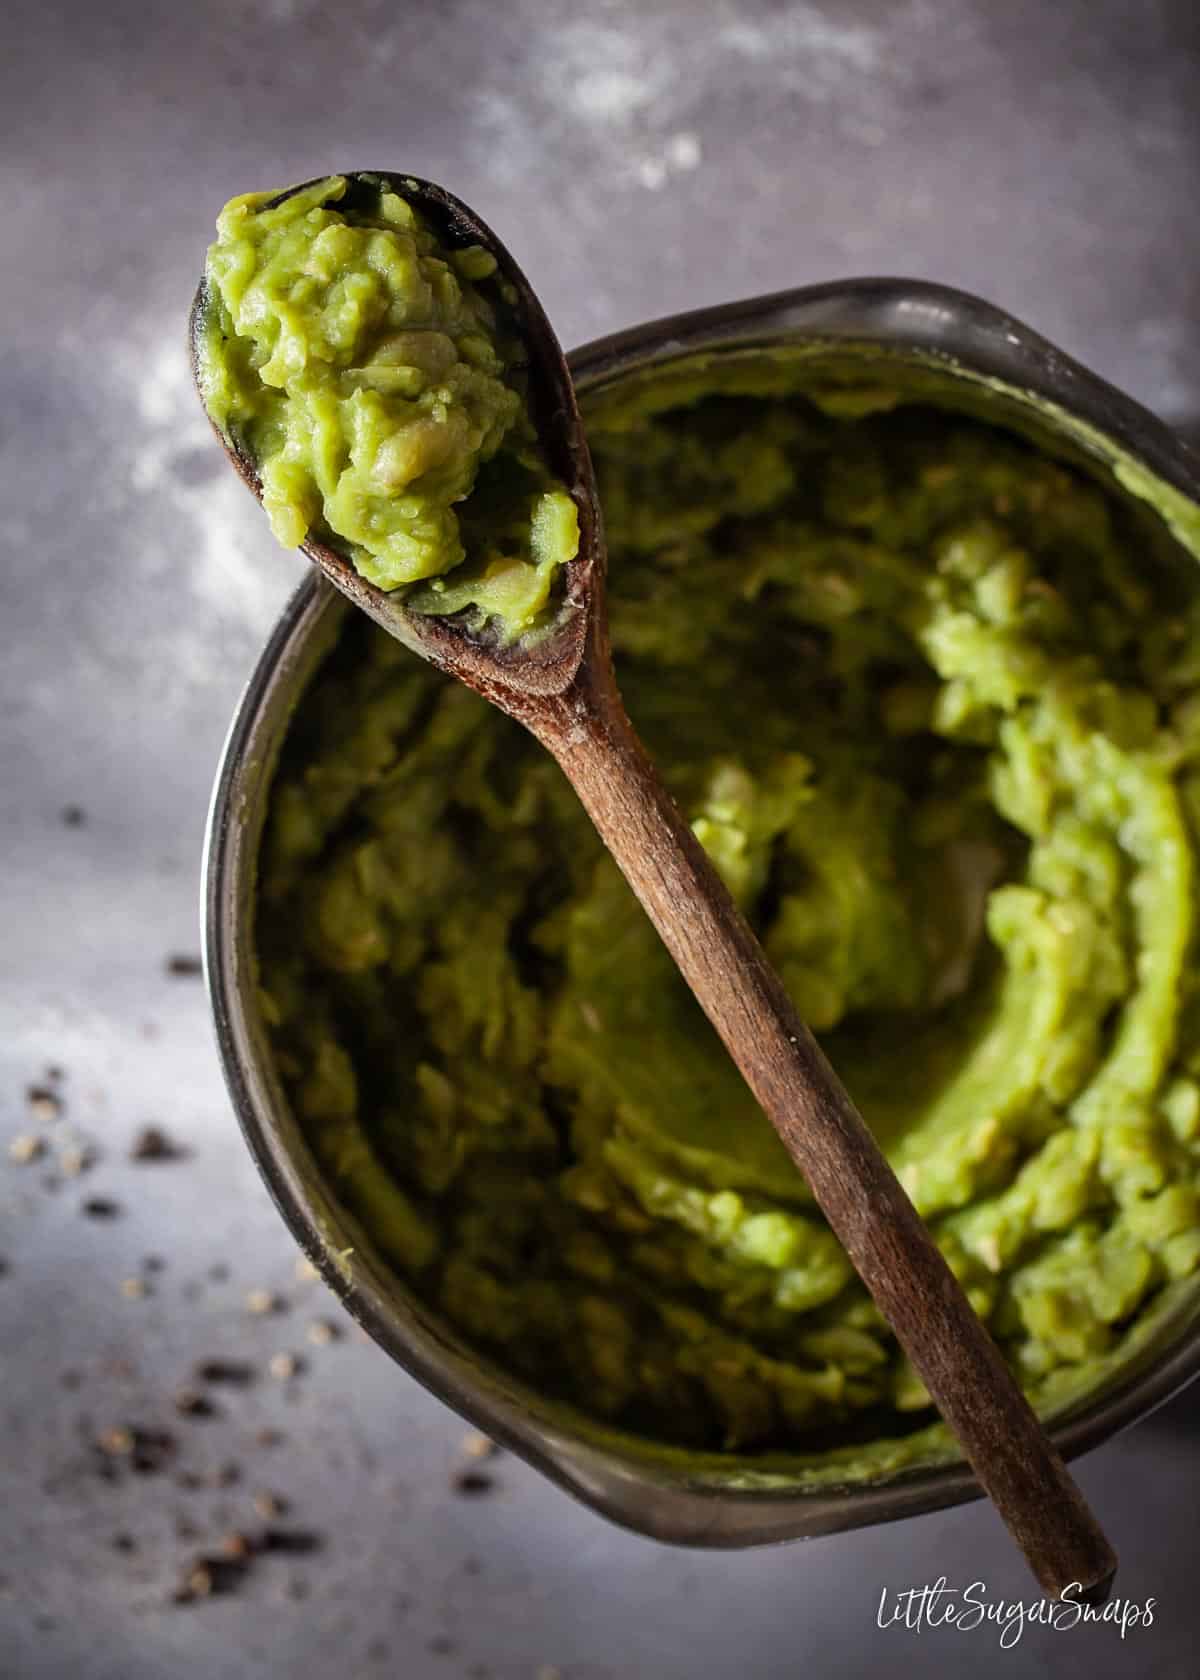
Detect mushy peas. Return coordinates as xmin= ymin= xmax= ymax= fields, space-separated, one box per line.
xmin=197 ymin=175 xmax=578 ymax=642
xmin=253 ymin=352 xmax=1200 ymax=1463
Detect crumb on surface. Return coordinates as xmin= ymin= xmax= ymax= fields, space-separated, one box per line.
xmin=26 ymin=1086 xmax=62 ymax=1122
xmin=245 ymin=1288 xmax=283 ymax=1316
xmin=131 ymin=1125 xmax=185 ymax=1162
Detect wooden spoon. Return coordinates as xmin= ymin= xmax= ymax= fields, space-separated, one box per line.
xmin=191 ymin=172 xmax=1116 ymax=1601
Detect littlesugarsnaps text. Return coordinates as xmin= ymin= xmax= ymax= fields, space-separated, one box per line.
xmin=875 ymin=1578 xmax=1155 ymax=1650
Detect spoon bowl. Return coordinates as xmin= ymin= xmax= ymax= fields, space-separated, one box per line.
xmin=189 ymin=171 xmax=602 ymax=711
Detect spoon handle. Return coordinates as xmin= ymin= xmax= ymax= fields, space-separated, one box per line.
xmin=538 ymin=666 xmax=1116 ymax=1603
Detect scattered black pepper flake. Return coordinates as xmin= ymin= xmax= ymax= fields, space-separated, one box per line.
xmin=254 ymin=1428 xmax=285 ymax=1449
xmin=130 ymin=1428 xmax=177 ymax=1474
xmin=195 ymin=1358 xmax=255 ymax=1388
xmin=452 ymin=1469 xmax=495 ymax=1497
xmin=209 ymin=1262 xmax=230 ymax=1283
xmin=177 ymin=1471 xmax=207 ymax=1492
xmin=60 ymin=1369 xmax=83 ymax=1391
xmin=81 ymin=1196 xmax=121 ymax=1220
xmin=97 ymin=1425 xmax=176 ymax=1475
xmin=45 ymin=1065 xmax=64 ymax=1082
xmin=215 ymin=1462 xmax=242 ymax=1488
xmin=0 ymin=1259 xmax=8 ymax=1279
xmin=165 ymin=954 xmax=203 ymax=978
xmin=366 ymin=1640 xmax=390 ymax=1663
xmin=462 ymin=1556 xmax=483 ymax=1577
xmin=260 ymin=1529 xmax=323 ymax=1555
xmin=428 ymin=1636 xmax=457 ymax=1657
xmin=111 ymin=1534 xmax=137 ymax=1554
xmin=131 ymin=1125 xmax=185 ymax=1162
xmin=173 ymin=1388 xmax=218 ymax=1419
xmin=172 ymin=1554 xmax=248 ymax=1604
xmin=252 ymin=1490 xmax=286 ymax=1520
xmin=60 ymin=805 xmax=86 ymax=828
xmin=143 ymin=1255 xmax=166 ymax=1273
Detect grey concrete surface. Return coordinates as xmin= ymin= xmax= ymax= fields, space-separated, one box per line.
xmin=2 ymin=1 xmax=1199 ymax=1676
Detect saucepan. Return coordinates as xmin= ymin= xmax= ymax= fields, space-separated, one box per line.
xmin=203 ymin=279 xmax=1200 ymax=1546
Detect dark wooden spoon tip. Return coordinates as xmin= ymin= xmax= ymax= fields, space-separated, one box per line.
xmin=1071 ymin=1563 xmax=1117 ymax=1607
xmin=189 ymin=171 xmax=603 ymax=708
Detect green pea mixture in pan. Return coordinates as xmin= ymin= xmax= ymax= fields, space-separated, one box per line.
xmin=256 ymin=364 xmax=1200 ymax=1463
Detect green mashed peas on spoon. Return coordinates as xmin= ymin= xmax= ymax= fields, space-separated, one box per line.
xmin=197 ymin=175 xmax=579 ymax=642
